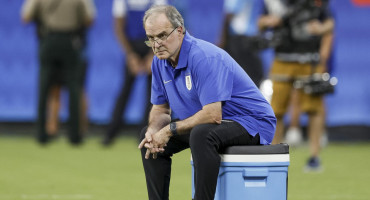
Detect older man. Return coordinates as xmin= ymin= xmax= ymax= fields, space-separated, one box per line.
xmin=138 ymin=5 xmax=276 ymax=200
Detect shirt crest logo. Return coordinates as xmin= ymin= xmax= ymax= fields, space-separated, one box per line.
xmin=185 ymin=75 xmax=192 ymax=90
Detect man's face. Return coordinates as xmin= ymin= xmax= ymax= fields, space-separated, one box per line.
xmin=144 ymin=13 xmax=181 ymax=61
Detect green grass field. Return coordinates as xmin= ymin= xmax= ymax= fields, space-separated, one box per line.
xmin=1 ymin=134 xmax=369 ymax=200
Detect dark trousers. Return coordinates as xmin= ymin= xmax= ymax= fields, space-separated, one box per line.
xmin=105 ymin=69 xmax=152 ymax=139
xmin=140 ymin=121 xmax=260 ymax=200
xmin=37 ymin=33 xmax=83 ymax=144
xmin=105 ymin=39 xmax=152 ymax=140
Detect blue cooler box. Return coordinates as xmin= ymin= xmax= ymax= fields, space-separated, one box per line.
xmin=191 ymin=144 xmax=290 ymax=200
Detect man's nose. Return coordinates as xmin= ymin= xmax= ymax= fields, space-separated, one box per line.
xmin=153 ymin=40 xmax=162 ymax=48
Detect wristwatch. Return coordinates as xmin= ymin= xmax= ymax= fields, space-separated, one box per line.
xmin=169 ymin=122 xmax=178 ymax=136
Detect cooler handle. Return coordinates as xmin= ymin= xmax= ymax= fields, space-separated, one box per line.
xmin=243 ymin=168 xmax=268 ymax=187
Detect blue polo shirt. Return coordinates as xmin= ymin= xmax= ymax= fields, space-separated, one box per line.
xmin=151 ymin=33 xmax=276 ymax=144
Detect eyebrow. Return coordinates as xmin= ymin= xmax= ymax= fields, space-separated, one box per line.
xmin=146 ymin=30 xmax=167 ymax=38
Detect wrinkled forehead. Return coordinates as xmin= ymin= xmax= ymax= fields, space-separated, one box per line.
xmin=144 ymin=13 xmax=173 ymax=36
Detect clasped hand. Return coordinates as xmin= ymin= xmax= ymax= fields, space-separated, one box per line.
xmin=138 ymin=127 xmax=171 ymax=159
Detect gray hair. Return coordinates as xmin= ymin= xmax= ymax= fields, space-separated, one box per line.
xmin=143 ymin=5 xmax=185 ymax=33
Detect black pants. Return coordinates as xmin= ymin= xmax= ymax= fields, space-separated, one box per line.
xmin=140 ymin=121 xmax=260 ymax=200
xmin=105 ymin=39 xmax=152 ymax=140
xmin=37 ymin=33 xmax=83 ymax=144
xmin=105 ymin=69 xmax=152 ymax=139
xmin=225 ymin=35 xmax=264 ymax=87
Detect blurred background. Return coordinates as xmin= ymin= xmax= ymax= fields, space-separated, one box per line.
xmin=1 ymin=0 xmax=369 ymax=140
xmin=1 ymin=0 xmax=370 ymax=199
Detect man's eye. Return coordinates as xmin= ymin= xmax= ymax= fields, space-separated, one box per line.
xmin=158 ymin=34 xmax=166 ymax=39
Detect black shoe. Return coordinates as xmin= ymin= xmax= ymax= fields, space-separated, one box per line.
xmin=69 ymin=134 xmax=83 ymax=146
xmin=101 ymin=136 xmax=114 ymax=146
xmin=37 ymin=133 xmax=50 ymax=145
xmin=38 ymin=136 xmax=49 ymax=145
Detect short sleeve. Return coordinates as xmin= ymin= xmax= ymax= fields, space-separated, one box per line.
xmin=81 ymin=0 xmax=96 ymax=19
xmin=21 ymin=0 xmax=38 ymax=20
xmin=153 ymin=0 xmax=168 ymax=5
xmin=193 ymin=57 xmax=233 ymax=106
xmin=263 ymin=0 xmax=287 ymax=17
xmin=112 ymin=0 xmax=126 ymax=18
xmin=224 ymin=0 xmax=239 ymax=14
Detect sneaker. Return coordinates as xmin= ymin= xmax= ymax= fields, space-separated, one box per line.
xmin=304 ymin=157 xmax=323 ymax=172
xmin=284 ymin=127 xmax=303 ymax=146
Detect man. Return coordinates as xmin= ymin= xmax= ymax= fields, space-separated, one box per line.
xmin=102 ymin=0 xmax=167 ymax=146
xmin=259 ymin=0 xmax=334 ymax=170
xmin=21 ymin=0 xmax=96 ymax=145
xmin=138 ymin=5 xmax=276 ymax=200
xmin=220 ymin=0 xmax=267 ymax=87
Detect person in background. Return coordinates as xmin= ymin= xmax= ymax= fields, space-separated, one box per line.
xmin=259 ymin=0 xmax=334 ymax=171
xmin=220 ymin=0 xmax=268 ymax=87
xmin=21 ymin=0 xmax=96 ymax=145
xmin=102 ymin=0 xmax=167 ymax=146
xmin=138 ymin=5 xmax=276 ymax=199
xmin=45 ymin=34 xmax=90 ymax=138
xmin=285 ymin=33 xmax=333 ymax=148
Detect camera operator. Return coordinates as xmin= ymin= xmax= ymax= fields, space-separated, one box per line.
xmin=259 ymin=0 xmax=334 ymax=171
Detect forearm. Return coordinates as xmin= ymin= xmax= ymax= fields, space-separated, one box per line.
xmin=259 ymin=0 xmax=286 ymax=31
xmin=308 ymin=18 xmax=334 ymax=36
xmin=175 ymin=102 xmax=222 ymax=135
xmin=142 ymin=102 xmax=222 ymax=151
xmin=319 ymin=32 xmax=333 ymax=66
xmin=147 ymin=104 xmax=171 ymax=134
xmin=320 ymin=19 xmax=334 ymax=35
xmin=258 ymin=15 xmax=282 ymax=30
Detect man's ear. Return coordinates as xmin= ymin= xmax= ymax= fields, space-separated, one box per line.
xmin=177 ymin=26 xmax=184 ymax=34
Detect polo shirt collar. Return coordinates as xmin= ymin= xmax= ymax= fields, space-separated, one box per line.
xmin=165 ymin=31 xmax=192 ymax=69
